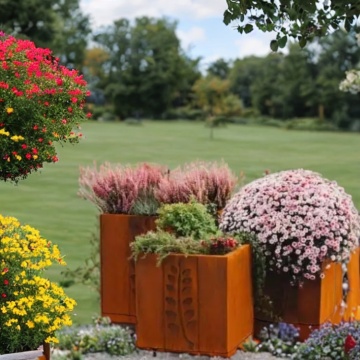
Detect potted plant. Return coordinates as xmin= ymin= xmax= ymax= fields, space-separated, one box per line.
xmin=220 ymin=169 xmax=360 ymax=340
xmin=0 ymin=215 xmax=76 ymax=358
xmin=78 ymin=162 xmax=167 ymax=324
xmin=0 ymin=32 xmax=90 ymax=183
xmin=131 ymin=202 xmax=254 ymax=357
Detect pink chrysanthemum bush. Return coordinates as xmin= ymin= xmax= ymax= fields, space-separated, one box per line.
xmin=155 ymin=160 xmax=238 ymax=211
xmin=220 ymin=169 xmax=360 ymax=283
xmin=78 ymin=162 xmax=167 ymax=215
xmin=0 ymin=32 xmax=90 ymax=182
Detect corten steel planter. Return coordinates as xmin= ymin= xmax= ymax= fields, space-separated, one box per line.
xmin=0 ymin=343 xmax=50 ymax=360
xmin=135 ymin=245 xmax=253 ymax=358
xmin=255 ymin=248 xmax=360 ymax=341
xmin=100 ymin=214 xmax=157 ymax=324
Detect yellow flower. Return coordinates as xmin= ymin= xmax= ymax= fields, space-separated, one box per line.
xmin=6 ymin=107 xmax=14 ymax=114
xmin=15 ymin=155 xmax=22 ymax=161
xmin=26 ymin=320 xmax=35 ymax=329
xmin=10 ymin=135 xmax=24 ymax=142
xmin=0 ymin=128 xmax=10 ymax=136
xmin=45 ymin=336 xmax=59 ymax=344
xmin=33 ymin=155 xmax=38 ymax=160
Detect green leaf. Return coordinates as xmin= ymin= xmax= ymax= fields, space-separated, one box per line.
xmin=223 ymin=10 xmax=233 ymax=25
xmin=270 ymin=40 xmax=279 ymax=52
xmin=344 ymin=18 xmax=351 ymax=32
xmin=278 ymin=35 xmax=288 ymax=48
xmin=299 ymin=37 xmax=307 ymax=48
xmin=244 ymin=24 xmax=254 ymax=34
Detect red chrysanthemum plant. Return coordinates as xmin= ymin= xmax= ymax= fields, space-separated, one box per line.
xmin=0 ymin=31 xmax=91 ymax=182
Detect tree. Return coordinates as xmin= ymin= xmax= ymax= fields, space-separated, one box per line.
xmin=223 ymin=0 xmax=360 ymax=50
xmin=250 ymin=53 xmax=284 ymax=117
xmin=310 ymin=29 xmax=360 ymax=128
xmin=94 ymin=17 xmax=200 ymax=118
xmin=193 ymin=76 xmax=243 ymax=138
xmin=51 ymin=0 xmax=92 ymax=70
xmin=207 ymin=58 xmax=231 ymax=79
xmin=228 ymin=56 xmax=264 ymax=107
xmin=0 ymin=0 xmax=91 ymax=69
xmin=275 ymin=44 xmax=316 ymax=118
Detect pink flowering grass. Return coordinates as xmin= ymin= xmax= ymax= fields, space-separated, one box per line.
xmin=78 ymin=162 xmax=167 ymax=214
xmin=155 ymin=160 xmax=238 ymax=210
xmin=220 ymin=169 xmax=360 ymax=283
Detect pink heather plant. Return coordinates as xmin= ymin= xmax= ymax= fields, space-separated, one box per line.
xmin=220 ymin=169 xmax=360 ymax=283
xmin=78 ymin=162 xmax=167 ymax=214
xmin=155 ymin=160 xmax=238 ymax=210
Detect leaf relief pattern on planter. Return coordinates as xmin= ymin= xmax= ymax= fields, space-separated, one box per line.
xmin=163 ymin=258 xmax=198 ymax=350
xmin=135 ymin=245 xmax=253 ymax=357
xmin=100 ymin=214 xmax=157 ymax=324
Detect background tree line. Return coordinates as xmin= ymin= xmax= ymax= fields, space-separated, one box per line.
xmin=2 ymin=0 xmax=360 ymax=130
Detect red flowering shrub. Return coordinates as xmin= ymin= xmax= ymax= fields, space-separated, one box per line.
xmin=0 ymin=32 xmax=90 ymax=182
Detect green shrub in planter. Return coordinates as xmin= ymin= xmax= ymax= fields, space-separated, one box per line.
xmin=156 ymin=201 xmax=217 ymax=239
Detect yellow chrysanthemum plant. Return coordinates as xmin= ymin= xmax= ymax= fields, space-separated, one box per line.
xmin=0 ymin=215 xmax=76 ymax=354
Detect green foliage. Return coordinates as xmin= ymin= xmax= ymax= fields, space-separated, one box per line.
xmin=0 ymin=0 xmax=91 ymax=70
xmin=94 ymin=17 xmax=201 ymax=118
xmin=285 ymin=118 xmax=338 ymax=131
xmin=294 ymin=322 xmax=360 ymax=359
xmin=130 ymin=192 xmax=160 ymax=216
xmin=256 ymin=323 xmax=301 ymax=357
xmin=237 ymin=231 xmax=279 ymax=321
xmin=131 ymin=230 xmax=208 ymax=264
xmin=62 ymin=228 xmax=100 ymax=296
xmin=131 ymin=230 xmax=246 ymax=264
xmin=229 ymin=30 xmax=360 ymax=127
xmin=162 ymin=106 xmax=205 ymax=120
xmin=192 ymin=76 xmax=242 ymax=118
xmin=55 ymin=316 xmax=135 ymax=357
xmin=156 ymin=202 xmax=217 ymax=239
xmin=207 ymin=58 xmax=230 ymax=79
xmin=90 ymin=106 xmax=115 ymax=121
xmin=223 ymin=0 xmax=360 ymax=50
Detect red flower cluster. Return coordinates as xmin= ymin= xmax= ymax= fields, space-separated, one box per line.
xmin=0 ymin=33 xmax=91 ymax=182
xmin=344 ymin=334 xmax=357 ymax=354
xmin=207 ymin=236 xmax=239 ymax=255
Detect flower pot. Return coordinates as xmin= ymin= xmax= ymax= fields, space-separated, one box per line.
xmin=135 ymin=245 xmax=253 ymax=357
xmin=0 ymin=343 xmax=50 ymax=360
xmin=255 ymin=248 xmax=360 ymax=341
xmin=100 ymin=214 xmax=157 ymax=324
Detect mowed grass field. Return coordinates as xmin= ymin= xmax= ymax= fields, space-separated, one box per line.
xmin=1 ymin=120 xmax=359 ymax=324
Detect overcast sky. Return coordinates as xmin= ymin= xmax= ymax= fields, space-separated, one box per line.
xmin=80 ymin=0 xmax=275 ymax=68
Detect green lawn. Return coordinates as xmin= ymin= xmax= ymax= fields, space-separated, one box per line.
xmin=1 ymin=120 xmax=359 ymax=324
